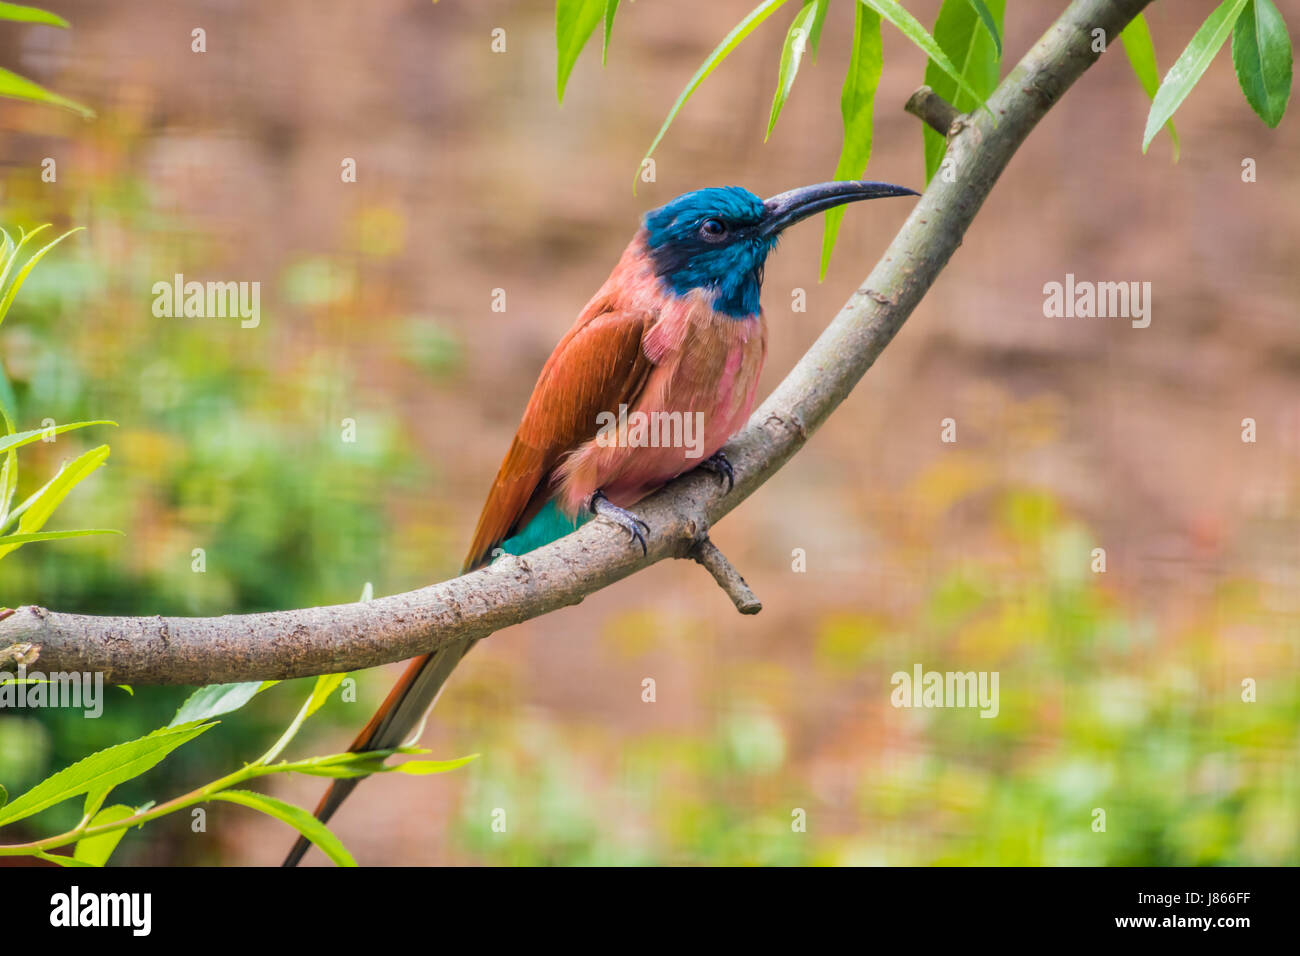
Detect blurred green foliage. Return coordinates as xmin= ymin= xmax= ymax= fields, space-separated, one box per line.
xmin=0 ymin=131 xmax=445 ymax=863
xmin=450 ymin=485 xmax=1297 ymax=865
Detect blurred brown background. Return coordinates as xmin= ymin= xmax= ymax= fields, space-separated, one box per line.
xmin=0 ymin=0 xmax=1296 ymax=865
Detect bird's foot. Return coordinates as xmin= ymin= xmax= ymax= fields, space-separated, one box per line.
xmin=588 ymin=490 xmax=650 ymax=556
xmin=698 ymin=450 xmax=734 ymax=493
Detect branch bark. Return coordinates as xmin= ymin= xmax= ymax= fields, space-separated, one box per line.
xmin=905 ymin=85 xmax=962 ymax=135
xmin=0 ymin=0 xmax=1151 ymax=684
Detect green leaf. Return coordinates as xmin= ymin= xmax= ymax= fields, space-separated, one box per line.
xmin=0 ymin=3 xmax=67 ymax=27
xmin=922 ymin=0 xmax=1004 ymax=182
xmin=602 ymin=0 xmax=619 ymax=64
xmin=169 ymin=680 xmax=279 ymax=727
xmin=857 ymin=0 xmax=986 ymax=108
xmin=1143 ymin=0 xmax=1251 ymax=152
xmin=965 ymin=0 xmax=1001 ymax=56
xmin=82 ymin=786 xmax=109 ymax=820
xmin=0 ymin=529 xmax=120 ymax=545
xmin=1121 ymin=13 xmax=1181 ymax=159
xmin=1232 ymin=0 xmax=1292 ymax=127
xmin=209 ymin=790 xmax=356 ymax=867
xmin=808 ymin=0 xmax=832 ymax=60
xmin=36 ymin=850 xmax=96 ymax=866
xmin=0 ymin=419 xmax=114 ymax=456
xmin=819 ymin=3 xmax=883 ymax=277
xmin=0 ymin=444 xmax=112 ymax=560
xmin=0 ymin=782 xmax=6 ymax=811
xmin=767 ymin=1 xmax=823 ymax=139
xmin=306 ymin=672 xmax=347 ymax=717
xmin=639 ymin=0 xmax=791 ymax=179
xmin=0 ymin=721 xmax=214 ymax=828
xmin=73 ymin=805 xmax=135 ymax=866
xmin=556 ymin=0 xmax=606 ymax=102
xmin=279 ymin=750 xmax=479 ymax=779
xmin=0 ymin=2 xmax=65 ymax=26
xmin=258 ymin=671 xmax=347 ymax=764
xmin=0 ymin=66 xmax=92 ymax=118
xmin=0 ymin=225 xmax=83 ymax=326
xmin=0 ymin=406 xmax=16 ymax=529
xmin=385 ymin=754 xmax=479 ymax=775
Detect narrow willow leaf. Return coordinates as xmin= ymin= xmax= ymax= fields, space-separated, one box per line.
xmin=0 ymin=782 xmax=6 ymax=811
xmin=767 ymin=1 xmax=822 ymax=138
xmin=922 ymin=0 xmax=1004 ymax=182
xmin=169 ymin=680 xmax=279 ymax=727
xmin=0 ymin=224 xmax=47 ymax=325
xmin=0 ymin=529 xmax=120 ymax=544
xmin=819 ymin=3 xmax=883 ymax=277
xmin=0 ymin=721 xmax=214 ymax=828
xmin=209 ymin=790 xmax=356 ymax=867
xmin=36 ymin=850 xmax=96 ymax=866
xmin=1232 ymin=0 xmax=1292 ymax=127
xmin=258 ymin=671 xmax=347 ymax=764
xmin=639 ymin=0 xmax=791 ymax=180
xmin=1121 ymin=13 xmax=1181 ymax=159
xmin=306 ymin=672 xmax=346 ymax=716
xmin=1144 ymin=0 xmax=1250 ymax=152
xmin=0 ymin=67 xmax=91 ymax=117
xmin=386 ymin=754 xmax=480 ymax=775
xmin=857 ymin=0 xmax=986 ymax=108
xmin=0 ymin=2 xmax=67 ymax=27
xmin=965 ymin=0 xmax=1001 ymax=55
xmin=83 ymin=786 xmax=109 ymax=820
xmin=0 ymin=419 xmax=114 ymax=456
xmin=0 ymin=226 xmax=81 ymax=329
xmin=556 ymin=0 xmax=606 ymax=102
xmin=808 ymin=0 xmax=831 ymax=60
xmin=0 ymin=406 xmax=15 ymax=529
xmin=278 ymin=750 xmax=478 ymax=779
xmin=602 ymin=0 xmax=619 ymax=64
xmin=0 ymin=445 xmax=112 ymax=560
xmin=73 ymin=804 xmax=135 ymax=866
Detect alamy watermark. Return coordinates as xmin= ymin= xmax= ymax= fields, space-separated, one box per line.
xmin=0 ymin=666 xmax=104 ymax=718
xmin=890 ymin=663 xmax=999 ymax=718
xmin=595 ymin=404 xmax=706 ymax=459
xmin=152 ymin=273 xmax=260 ymax=328
xmin=1042 ymin=273 xmax=1151 ymax=328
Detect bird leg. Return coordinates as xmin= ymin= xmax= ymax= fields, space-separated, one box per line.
xmin=698 ymin=450 xmax=734 ymax=493
xmin=588 ymin=490 xmax=650 ymax=556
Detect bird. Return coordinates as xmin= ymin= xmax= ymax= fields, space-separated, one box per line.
xmin=283 ymin=179 xmax=916 ymax=866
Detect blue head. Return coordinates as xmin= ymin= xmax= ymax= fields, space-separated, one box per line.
xmin=643 ymin=180 xmax=917 ymax=318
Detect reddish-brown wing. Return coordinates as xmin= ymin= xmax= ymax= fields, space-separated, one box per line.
xmin=462 ymin=308 xmax=654 ymax=570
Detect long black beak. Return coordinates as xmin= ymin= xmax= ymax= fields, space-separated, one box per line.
xmin=760 ymin=180 xmax=918 ymax=237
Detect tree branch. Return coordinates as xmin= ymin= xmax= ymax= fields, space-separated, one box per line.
xmin=0 ymin=0 xmax=1151 ymax=685
xmin=690 ymin=538 xmax=762 ymax=615
xmin=905 ymin=85 xmax=962 ymax=135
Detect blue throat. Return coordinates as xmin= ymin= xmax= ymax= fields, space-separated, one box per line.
xmin=660 ymin=268 xmax=763 ymax=318
xmin=643 ymin=185 xmax=775 ymax=320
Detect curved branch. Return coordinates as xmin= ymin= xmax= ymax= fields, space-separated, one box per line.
xmin=0 ymin=0 xmax=1151 ymax=684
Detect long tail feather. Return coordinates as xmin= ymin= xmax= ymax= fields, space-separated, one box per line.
xmin=281 ymin=637 xmax=476 ymax=866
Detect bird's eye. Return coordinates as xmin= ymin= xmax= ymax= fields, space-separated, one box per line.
xmin=699 ymin=218 xmax=728 ymax=241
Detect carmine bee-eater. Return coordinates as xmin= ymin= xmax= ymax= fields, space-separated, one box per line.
xmin=284 ymin=179 xmax=916 ymax=865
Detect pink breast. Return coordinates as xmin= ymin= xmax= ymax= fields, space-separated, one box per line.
xmin=554 ymin=296 xmax=766 ymax=513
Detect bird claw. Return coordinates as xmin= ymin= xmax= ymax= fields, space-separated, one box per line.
xmin=699 ymin=451 xmax=734 ymax=493
xmin=588 ymin=491 xmax=650 ymax=556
